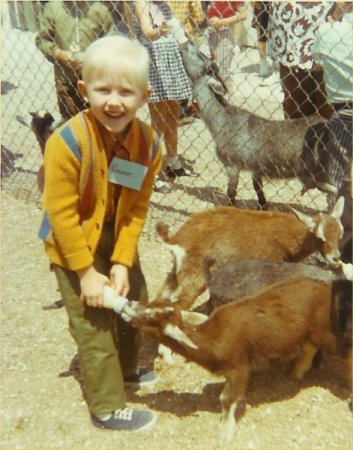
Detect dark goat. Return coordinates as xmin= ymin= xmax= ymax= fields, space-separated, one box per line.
xmin=16 ymin=111 xmax=63 ymax=192
xmin=29 ymin=111 xmax=59 ymax=155
xmin=197 ymin=259 xmax=342 ymax=315
xmin=178 ymin=40 xmax=329 ymax=209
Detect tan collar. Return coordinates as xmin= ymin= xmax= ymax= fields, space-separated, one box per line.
xmin=97 ymin=121 xmax=134 ymax=161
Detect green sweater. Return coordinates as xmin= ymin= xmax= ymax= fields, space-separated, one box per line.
xmin=35 ymin=1 xmax=117 ymax=85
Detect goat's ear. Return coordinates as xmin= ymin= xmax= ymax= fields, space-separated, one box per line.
xmin=290 ymin=207 xmax=315 ymax=232
xmin=181 ymin=311 xmax=208 ymax=326
xmin=163 ymin=324 xmax=198 ymax=349
xmin=315 ymin=218 xmax=326 ymax=242
xmin=331 ymin=196 xmax=345 ymax=219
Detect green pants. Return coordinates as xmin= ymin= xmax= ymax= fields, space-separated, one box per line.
xmin=53 ymin=221 xmax=148 ymax=416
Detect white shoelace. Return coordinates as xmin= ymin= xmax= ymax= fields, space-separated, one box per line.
xmin=113 ymin=408 xmax=133 ymax=421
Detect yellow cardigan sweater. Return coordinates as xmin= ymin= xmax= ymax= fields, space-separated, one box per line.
xmin=39 ymin=109 xmax=162 ymax=271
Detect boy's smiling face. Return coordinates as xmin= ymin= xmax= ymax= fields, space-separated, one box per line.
xmin=78 ymin=65 xmax=150 ymax=140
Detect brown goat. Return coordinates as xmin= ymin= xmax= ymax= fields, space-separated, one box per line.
xmin=120 ymin=277 xmax=351 ymax=445
xmin=156 ymin=198 xmax=344 ymax=310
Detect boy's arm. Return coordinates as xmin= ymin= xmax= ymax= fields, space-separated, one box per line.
xmin=44 ymin=132 xmax=95 ymax=271
xmin=135 ymin=0 xmax=170 ymax=40
xmin=209 ymin=4 xmax=247 ymax=28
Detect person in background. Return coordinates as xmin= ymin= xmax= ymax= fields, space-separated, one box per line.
xmin=168 ymin=0 xmax=205 ymax=45
xmin=102 ymin=1 xmax=135 ymax=36
xmin=311 ymin=1 xmax=352 ymax=234
xmin=39 ymin=35 xmax=162 ymax=431
xmin=206 ymin=1 xmax=247 ymax=95
xmin=168 ymin=0 xmax=205 ymax=124
xmin=35 ymin=1 xmax=117 ymax=119
xmin=251 ymin=1 xmax=273 ymax=78
xmin=267 ymin=1 xmax=334 ymax=119
xmin=134 ymin=0 xmax=193 ymax=186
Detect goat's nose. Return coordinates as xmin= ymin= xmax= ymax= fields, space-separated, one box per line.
xmin=330 ymin=254 xmax=341 ymax=267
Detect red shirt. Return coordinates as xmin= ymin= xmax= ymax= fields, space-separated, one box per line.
xmin=207 ymin=1 xmax=244 ymax=19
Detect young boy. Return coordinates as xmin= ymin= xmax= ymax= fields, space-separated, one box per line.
xmin=38 ymin=35 xmax=162 ymax=431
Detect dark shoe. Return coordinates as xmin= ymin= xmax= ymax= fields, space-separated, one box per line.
xmin=177 ymin=116 xmax=195 ymax=126
xmin=124 ymin=368 xmax=160 ymax=387
xmin=165 ymin=166 xmax=191 ymax=178
xmin=91 ymin=407 xmax=157 ymax=431
xmin=42 ymin=298 xmax=64 ymax=310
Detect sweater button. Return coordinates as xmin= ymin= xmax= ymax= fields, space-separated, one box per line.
xmin=95 ymin=223 xmax=100 ymax=230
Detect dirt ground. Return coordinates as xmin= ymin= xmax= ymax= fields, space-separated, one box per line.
xmin=1 ymin=189 xmax=353 ymax=450
xmin=1 ymin=5 xmax=352 ymax=449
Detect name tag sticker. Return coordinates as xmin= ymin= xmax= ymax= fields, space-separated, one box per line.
xmin=108 ymin=157 xmax=148 ymax=190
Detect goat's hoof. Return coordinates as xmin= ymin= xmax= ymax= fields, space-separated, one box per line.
xmin=227 ymin=198 xmax=237 ymax=207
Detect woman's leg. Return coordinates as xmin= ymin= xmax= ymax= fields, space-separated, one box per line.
xmin=163 ymin=100 xmax=180 ymax=159
xmin=148 ymin=100 xmax=179 ymax=158
xmin=148 ymin=101 xmax=167 ymax=137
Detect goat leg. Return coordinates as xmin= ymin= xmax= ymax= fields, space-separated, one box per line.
xmin=291 ymin=341 xmax=318 ymax=379
xmin=225 ymin=165 xmax=240 ymax=207
xmin=252 ymin=172 xmax=268 ymax=210
xmin=219 ymin=366 xmax=248 ymax=446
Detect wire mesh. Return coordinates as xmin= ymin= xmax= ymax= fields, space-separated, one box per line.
xmin=1 ymin=1 xmax=351 ymax=238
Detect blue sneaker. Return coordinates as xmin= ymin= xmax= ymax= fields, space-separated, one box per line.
xmin=124 ymin=368 xmax=160 ymax=387
xmin=91 ymin=407 xmax=157 ymax=431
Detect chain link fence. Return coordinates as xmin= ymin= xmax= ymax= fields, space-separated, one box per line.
xmin=1 ymin=1 xmax=345 ymax=238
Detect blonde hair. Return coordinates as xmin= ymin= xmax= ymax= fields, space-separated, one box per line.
xmin=82 ymin=35 xmax=150 ymax=90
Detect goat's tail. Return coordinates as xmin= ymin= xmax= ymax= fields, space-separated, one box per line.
xmin=202 ymin=257 xmax=216 ymax=282
xmin=156 ymin=222 xmax=170 ymax=243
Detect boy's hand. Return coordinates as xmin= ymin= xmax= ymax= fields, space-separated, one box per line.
xmin=77 ymin=266 xmax=109 ymax=307
xmin=110 ymin=264 xmax=130 ymax=297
